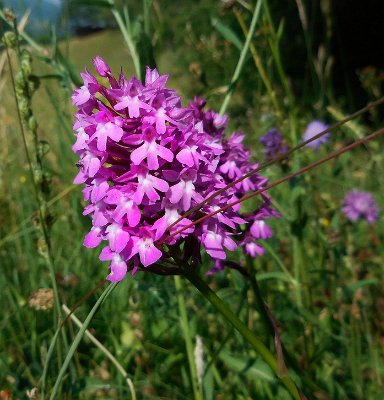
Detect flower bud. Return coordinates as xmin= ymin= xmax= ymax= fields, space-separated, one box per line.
xmin=42 ymin=171 xmax=52 ymax=188
xmin=33 ymin=164 xmax=42 ymax=183
xmin=2 ymin=31 xmax=17 ymax=48
xmin=18 ymin=97 xmax=31 ymax=121
xmin=37 ymin=236 xmax=49 ymax=258
xmin=15 ymin=71 xmax=27 ymax=96
xmin=93 ymin=56 xmax=111 ymax=77
xmin=28 ymin=75 xmax=40 ymax=94
xmin=28 ymin=116 xmax=38 ymax=131
xmin=3 ymin=8 xmax=16 ymax=22
xmin=21 ymin=50 xmax=33 ymax=77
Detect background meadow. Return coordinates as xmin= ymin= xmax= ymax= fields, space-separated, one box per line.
xmin=0 ymin=0 xmax=383 ymax=399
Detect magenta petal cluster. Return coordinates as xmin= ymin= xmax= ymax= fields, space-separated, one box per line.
xmin=342 ymin=190 xmax=379 ymax=223
xmin=72 ymin=57 xmax=278 ymax=281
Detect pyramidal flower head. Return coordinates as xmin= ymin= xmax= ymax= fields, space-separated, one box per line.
xmin=303 ymin=120 xmax=330 ymax=149
xmin=342 ymin=190 xmax=379 ymax=223
xmin=72 ymin=57 xmax=279 ymax=282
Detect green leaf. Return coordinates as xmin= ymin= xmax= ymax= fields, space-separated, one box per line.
xmin=218 ymin=351 xmax=275 ymax=382
xmin=54 ymin=47 xmax=82 ymax=87
xmin=211 ymin=17 xmax=243 ymax=51
xmin=276 ymin=19 xmax=285 ymax=43
xmin=203 ymin=365 xmax=214 ymax=400
xmin=347 ymin=278 xmax=378 ymax=294
xmin=257 ymin=271 xmax=294 ymax=283
xmin=70 ymin=0 xmax=113 ymax=9
xmin=137 ymin=32 xmax=157 ymax=79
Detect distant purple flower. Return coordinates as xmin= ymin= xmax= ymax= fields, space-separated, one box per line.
xmin=72 ymin=58 xmax=279 ymax=281
xmin=342 ymin=190 xmax=379 ymax=223
xmin=303 ymin=120 xmax=330 ymax=149
xmin=242 ymin=235 xmax=265 ymax=257
xmin=259 ymin=128 xmax=288 ymax=158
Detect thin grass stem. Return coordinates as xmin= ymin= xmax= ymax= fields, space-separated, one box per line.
xmin=5 ymin=42 xmax=66 ymax=369
xmin=40 ymin=280 xmax=107 ymax=398
xmin=62 ymin=304 xmax=136 ymax=400
xmin=110 ymin=4 xmax=141 ymax=79
xmin=219 ymin=0 xmax=262 ymax=115
xmin=233 ymin=7 xmax=282 ymax=117
xmin=0 ymin=10 xmax=45 ymax=53
xmin=174 ymin=276 xmax=203 ymax=400
xmin=49 ymin=282 xmax=118 ymax=400
xmin=0 ymin=185 xmax=76 ymax=248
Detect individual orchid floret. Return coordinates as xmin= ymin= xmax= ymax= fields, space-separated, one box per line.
xmin=342 ymin=190 xmax=379 ymax=223
xmin=100 ymin=247 xmax=129 ymax=282
xmin=250 ymin=220 xmax=273 ymax=240
xmin=242 ymin=235 xmax=265 ymax=257
xmin=72 ymin=86 xmax=91 ymax=106
xmin=89 ymin=111 xmax=124 ymax=152
xmin=130 ymin=124 xmax=174 ymax=169
xmin=131 ymin=228 xmax=162 ymax=267
xmin=104 ymin=188 xmax=141 ymax=227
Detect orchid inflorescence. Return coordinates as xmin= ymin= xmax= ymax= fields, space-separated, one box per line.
xmin=72 ymin=57 xmax=279 ymax=281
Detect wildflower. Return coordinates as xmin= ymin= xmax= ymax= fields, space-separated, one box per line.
xmin=259 ymin=128 xmax=288 ymax=158
xmin=303 ymin=120 xmax=330 ymax=148
xmin=342 ymin=190 xmax=379 ymax=223
xmin=72 ymin=58 xmax=279 ymax=281
xmin=29 ymin=288 xmax=54 ymax=311
xmin=250 ymin=220 xmax=272 ymax=240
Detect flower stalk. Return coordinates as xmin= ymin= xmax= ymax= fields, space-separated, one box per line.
xmin=219 ymin=0 xmax=262 ymax=115
xmin=184 ymin=269 xmax=302 ymax=399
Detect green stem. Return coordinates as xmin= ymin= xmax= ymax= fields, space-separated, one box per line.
xmin=49 ymin=283 xmax=118 ymax=400
xmin=111 ymin=4 xmax=141 ymax=79
xmin=261 ymin=0 xmax=299 ymax=147
xmin=219 ymin=0 xmax=262 ymax=116
xmin=174 ymin=276 xmax=203 ymax=400
xmin=0 ymin=10 xmax=44 ymax=53
xmin=5 ymin=39 xmax=67 ymax=375
xmin=234 ymin=8 xmax=282 ymax=118
xmin=292 ymin=236 xmax=303 ymax=308
xmin=247 ymin=258 xmax=274 ymax=338
xmin=41 ymin=326 xmax=61 ymax=399
xmin=143 ymin=0 xmax=151 ymax=36
xmin=185 ymin=270 xmax=302 ymax=400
